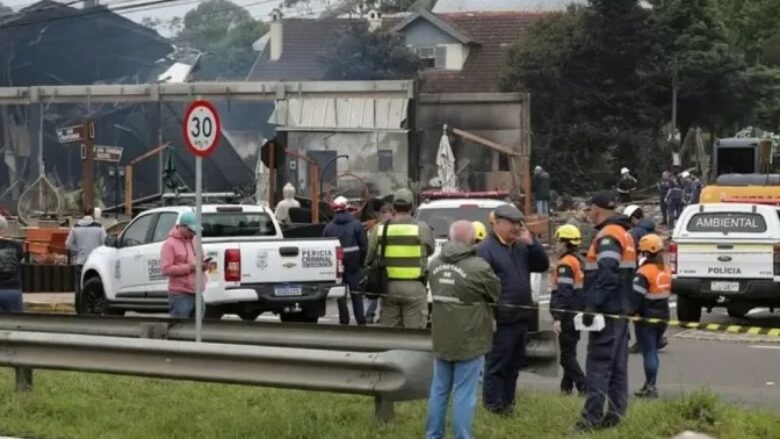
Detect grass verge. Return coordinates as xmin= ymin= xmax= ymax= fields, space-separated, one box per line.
xmin=0 ymin=370 xmax=776 ymax=439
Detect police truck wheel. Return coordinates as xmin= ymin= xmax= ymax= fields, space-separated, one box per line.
xmin=727 ymin=305 xmax=750 ymax=319
xmin=676 ymin=296 xmax=701 ymax=323
xmin=78 ymin=277 xmax=123 ymax=316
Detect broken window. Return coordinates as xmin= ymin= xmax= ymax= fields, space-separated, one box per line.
xmin=378 ymin=150 xmax=394 ymax=171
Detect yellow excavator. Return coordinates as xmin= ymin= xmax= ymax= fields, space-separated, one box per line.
xmin=699 ymin=136 xmax=780 ymax=204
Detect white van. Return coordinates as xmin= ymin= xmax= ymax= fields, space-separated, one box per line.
xmin=671 ymin=202 xmax=780 ymax=322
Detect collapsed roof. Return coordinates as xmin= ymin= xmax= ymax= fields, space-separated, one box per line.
xmin=0 ymin=0 xmax=173 ymax=86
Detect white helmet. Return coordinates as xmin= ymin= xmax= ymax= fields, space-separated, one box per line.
xmin=681 ymin=171 xmax=690 ymax=178
xmin=621 ymin=167 xmax=630 ymax=175
xmin=624 ymin=204 xmax=642 ymax=219
xmin=331 ymin=196 xmax=349 ymax=211
xmin=534 ymin=166 xmax=543 ymax=173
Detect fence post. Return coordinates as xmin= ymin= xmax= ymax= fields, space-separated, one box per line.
xmin=374 ymin=395 xmax=395 ymax=423
xmin=15 ymin=367 xmax=32 ymax=392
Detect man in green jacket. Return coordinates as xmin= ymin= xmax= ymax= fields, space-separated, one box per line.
xmin=426 ymin=220 xmax=500 ymax=439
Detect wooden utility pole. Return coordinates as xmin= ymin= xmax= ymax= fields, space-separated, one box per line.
xmin=81 ymin=122 xmax=96 ymax=214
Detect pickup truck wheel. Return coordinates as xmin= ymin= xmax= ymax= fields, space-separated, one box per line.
xmin=676 ymin=296 xmax=701 ymax=323
xmin=280 ymin=312 xmax=318 ymax=324
xmin=727 ymin=305 xmax=750 ymax=319
xmin=78 ymin=277 xmax=124 ymax=316
xmin=204 ymin=305 xmax=225 ymax=320
xmin=237 ymin=310 xmax=261 ymax=321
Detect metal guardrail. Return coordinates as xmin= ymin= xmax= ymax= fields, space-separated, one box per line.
xmin=0 ymin=314 xmax=559 ymax=421
xmin=0 ymin=313 xmax=559 ymax=377
xmin=0 ymin=330 xmax=430 ymax=421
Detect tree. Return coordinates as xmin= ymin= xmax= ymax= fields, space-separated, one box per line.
xmin=500 ymin=2 xmax=662 ymax=192
xmin=643 ymin=0 xmax=749 ymax=139
xmin=714 ymin=0 xmax=780 ymax=66
xmin=320 ymin=22 xmax=421 ymax=80
xmin=143 ymin=0 xmax=267 ymax=80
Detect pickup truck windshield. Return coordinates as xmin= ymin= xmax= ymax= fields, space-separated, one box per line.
xmin=202 ymin=212 xmax=277 ymax=237
xmin=417 ymin=207 xmax=494 ymax=238
xmin=686 ymin=212 xmax=767 ymax=233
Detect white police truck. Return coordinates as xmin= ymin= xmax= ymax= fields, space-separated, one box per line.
xmin=671 ymin=202 xmax=780 ymax=321
xmin=78 ymin=204 xmax=346 ymax=323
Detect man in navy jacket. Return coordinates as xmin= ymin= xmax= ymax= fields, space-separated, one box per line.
xmin=477 ymin=204 xmax=549 ymax=414
xmin=323 ymin=197 xmax=367 ymax=325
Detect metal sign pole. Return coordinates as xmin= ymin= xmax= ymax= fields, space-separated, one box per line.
xmin=195 ymin=156 xmax=203 ymax=343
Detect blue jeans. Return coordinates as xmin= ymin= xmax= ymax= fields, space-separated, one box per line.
xmin=636 ymin=323 xmax=665 ymax=386
xmin=426 ymin=356 xmax=484 ymax=439
xmin=168 ymin=293 xmax=196 ymax=318
xmin=0 ymin=289 xmax=22 ymax=312
xmin=536 ymin=200 xmax=549 ymax=216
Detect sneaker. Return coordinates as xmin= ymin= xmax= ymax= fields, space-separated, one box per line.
xmin=635 ymin=385 xmax=658 ymax=399
xmin=629 ymin=342 xmax=641 ymax=354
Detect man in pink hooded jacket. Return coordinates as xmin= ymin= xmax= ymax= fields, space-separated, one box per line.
xmin=161 ymin=211 xmax=209 ymax=318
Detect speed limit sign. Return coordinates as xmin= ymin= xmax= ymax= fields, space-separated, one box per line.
xmin=183 ymin=100 xmax=221 ymax=157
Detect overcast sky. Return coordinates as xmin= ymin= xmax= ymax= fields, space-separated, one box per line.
xmin=1 ymin=0 xmax=284 ymax=26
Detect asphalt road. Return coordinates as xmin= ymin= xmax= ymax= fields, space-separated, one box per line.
xmin=529 ymin=297 xmax=780 ymax=409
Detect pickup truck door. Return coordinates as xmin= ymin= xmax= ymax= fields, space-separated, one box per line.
xmin=116 ymin=214 xmax=156 ymax=297
xmin=144 ymin=212 xmax=180 ymax=299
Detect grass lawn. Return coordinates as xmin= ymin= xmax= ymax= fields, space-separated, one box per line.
xmin=0 ymin=370 xmax=776 ymax=439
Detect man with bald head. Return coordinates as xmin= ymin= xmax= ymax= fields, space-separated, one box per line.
xmin=426 ymin=220 xmax=500 ymax=439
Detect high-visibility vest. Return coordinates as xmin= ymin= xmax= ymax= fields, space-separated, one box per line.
xmin=585 ymin=224 xmax=637 ymax=271
xmin=552 ymin=254 xmax=584 ymax=290
xmin=635 ymin=263 xmax=672 ymax=301
xmin=377 ymin=223 xmax=425 ymax=280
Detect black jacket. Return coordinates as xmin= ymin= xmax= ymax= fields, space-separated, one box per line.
xmin=322 ymin=212 xmax=367 ymax=274
xmin=476 ymin=233 xmax=549 ymax=324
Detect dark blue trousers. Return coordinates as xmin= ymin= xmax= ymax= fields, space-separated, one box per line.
xmin=483 ymin=321 xmax=527 ymax=411
xmin=581 ymin=319 xmax=629 ymax=427
xmin=338 ymin=271 xmax=366 ymax=325
xmin=559 ymin=326 xmax=586 ymax=394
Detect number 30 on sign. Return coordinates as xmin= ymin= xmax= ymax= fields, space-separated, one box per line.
xmin=183 ymin=100 xmax=221 ymax=157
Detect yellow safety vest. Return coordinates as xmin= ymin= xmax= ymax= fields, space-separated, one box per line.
xmin=376 ymin=223 xmax=424 ymax=280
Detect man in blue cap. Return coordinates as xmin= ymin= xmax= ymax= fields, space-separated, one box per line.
xmin=478 ymin=203 xmax=549 ymax=415
xmin=575 ymin=191 xmax=635 ymax=432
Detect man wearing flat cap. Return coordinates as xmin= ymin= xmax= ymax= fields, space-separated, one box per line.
xmin=365 ymin=188 xmax=434 ymax=329
xmin=574 ymin=191 xmax=636 ymax=432
xmin=477 ymin=203 xmax=549 ymax=415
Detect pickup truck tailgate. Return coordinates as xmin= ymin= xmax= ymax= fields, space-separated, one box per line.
xmin=240 ymin=240 xmax=338 ymax=283
xmin=677 ymin=243 xmax=774 ymax=279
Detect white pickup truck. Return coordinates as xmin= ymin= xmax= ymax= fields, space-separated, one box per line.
xmin=671 ymin=202 xmax=780 ymax=322
xmin=415 ymin=194 xmax=546 ymax=329
xmin=77 ymin=204 xmax=346 ymax=323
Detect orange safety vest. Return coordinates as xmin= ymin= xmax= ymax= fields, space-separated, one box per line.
xmin=585 ymin=224 xmax=637 ymax=271
xmin=635 ymin=263 xmax=672 ymax=300
xmin=552 ymin=254 xmax=584 ymax=290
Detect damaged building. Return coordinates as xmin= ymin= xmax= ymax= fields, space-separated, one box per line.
xmin=247 ymin=8 xmax=537 ymax=196
xmin=0 ymin=0 xmax=263 ymax=215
